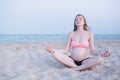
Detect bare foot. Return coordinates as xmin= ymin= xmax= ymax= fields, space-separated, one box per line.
xmin=70 ymin=67 xmax=81 ymax=71
xmin=46 ymin=46 xmax=55 ymax=53
xmin=101 ymin=50 xmax=111 ymax=57
xmin=71 ymin=67 xmax=93 ymax=71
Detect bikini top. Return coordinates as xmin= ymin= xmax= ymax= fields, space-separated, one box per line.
xmin=71 ymin=41 xmax=89 ymax=48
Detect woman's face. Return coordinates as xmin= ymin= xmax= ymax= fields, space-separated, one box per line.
xmin=75 ymin=16 xmax=85 ymax=27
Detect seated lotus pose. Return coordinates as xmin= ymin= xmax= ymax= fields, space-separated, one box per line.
xmin=46 ymin=14 xmax=110 ymax=71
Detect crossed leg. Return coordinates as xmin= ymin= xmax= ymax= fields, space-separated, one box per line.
xmin=73 ymin=55 xmax=103 ymax=70
xmin=73 ymin=51 xmax=110 ymax=71
xmin=46 ymin=47 xmax=78 ymax=68
xmin=46 ymin=47 xmax=110 ymax=71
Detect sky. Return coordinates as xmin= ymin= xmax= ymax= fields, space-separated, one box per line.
xmin=0 ymin=0 xmax=120 ymax=34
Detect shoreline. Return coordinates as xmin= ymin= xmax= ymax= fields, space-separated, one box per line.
xmin=0 ymin=39 xmax=120 ymax=44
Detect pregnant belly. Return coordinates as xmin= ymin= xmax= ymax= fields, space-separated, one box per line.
xmin=71 ymin=48 xmax=89 ymax=61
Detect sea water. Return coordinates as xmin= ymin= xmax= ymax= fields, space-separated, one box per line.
xmin=0 ymin=34 xmax=120 ymax=43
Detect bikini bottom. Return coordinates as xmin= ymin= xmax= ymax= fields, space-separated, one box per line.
xmin=69 ymin=56 xmax=90 ymax=66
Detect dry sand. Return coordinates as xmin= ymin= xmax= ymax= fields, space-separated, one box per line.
xmin=0 ymin=40 xmax=120 ymax=80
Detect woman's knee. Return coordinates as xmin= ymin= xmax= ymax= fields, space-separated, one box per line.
xmin=52 ymin=52 xmax=58 ymax=58
xmin=52 ymin=52 xmax=63 ymax=59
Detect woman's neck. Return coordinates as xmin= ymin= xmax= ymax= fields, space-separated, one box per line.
xmin=77 ymin=26 xmax=84 ymax=32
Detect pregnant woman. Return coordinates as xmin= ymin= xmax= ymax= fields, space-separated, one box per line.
xmin=46 ymin=14 xmax=110 ymax=71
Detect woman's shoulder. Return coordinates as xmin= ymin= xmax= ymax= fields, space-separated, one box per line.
xmin=68 ymin=31 xmax=75 ymax=35
xmin=68 ymin=31 xmax=74 ymax=38
xmin=86 ymin=31 xmax=94 ymax=37
xmin=87 ymin=31 xmax=93 ymax=34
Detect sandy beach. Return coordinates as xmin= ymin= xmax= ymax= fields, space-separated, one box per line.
xmin=0 ymin=40 xmax=120 ymax=80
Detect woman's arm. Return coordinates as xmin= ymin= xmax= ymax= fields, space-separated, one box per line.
xmin=63 ymin=32 xmax=73 ymax=54
xmin=55 ymin=32 xmax=72 ymax=54
xmin=89 ymin=32 xmax=99 ymax=56
xmin=46 ymin=32 xmax=72 ymax=54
